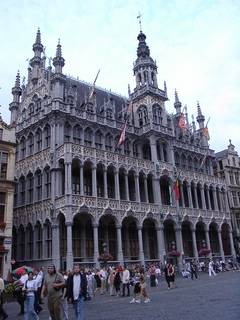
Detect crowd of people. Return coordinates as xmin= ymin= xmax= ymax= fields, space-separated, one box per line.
xmin=0 ymin=256 xmax=239 ymax=320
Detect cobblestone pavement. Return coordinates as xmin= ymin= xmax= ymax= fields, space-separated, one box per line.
xmin=4 ymin=271 xmax=240 ymax=320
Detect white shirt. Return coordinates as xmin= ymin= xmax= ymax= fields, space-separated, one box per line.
xmin=19 ymin=274 xmax=28 ymax=285
xmin=25 ymin=279 xmax=37 ymax=297
xmin=122 ymin=270 xmax=130 ymax=284
xmin=73 ymin=274 xmax=81 ymax=301
xmin=34 ymin=273 xmax=43 ymax=288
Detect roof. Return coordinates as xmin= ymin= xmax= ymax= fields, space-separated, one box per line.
xmin=215 ymin=149 xmax=228 ymax=159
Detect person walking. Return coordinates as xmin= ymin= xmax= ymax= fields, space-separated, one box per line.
xmin=67 ymin=264 xmax=87 ymax=320
xmin=22 ymin=271 xmax=39 ymax=320
xmin=14 ymin=268 xmax=28 ymax=315
xmin=122 ymin=267 xmax=130 ymax=297
xmin=130 ymin=270 xmax=141 ymax=304
xmin=190 ymin=260 xmax=198 ymax=280
xmin=41 ymin=265 xmax=65 ymax=320
xmin=0 ymin=274 xmax=8 ymax=319
xmin=108 ymin=269 xmax=115 ymax=296
xmin=208 ymin=260 xmax=216 ymax=277
xmin=139 ymin=275 xmax=150 ymax=303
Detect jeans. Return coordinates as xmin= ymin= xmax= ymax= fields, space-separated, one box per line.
xmin=73 ymin=296 xmax=84 ymax=320
xmin=122 ymin=283 xmax=130 ymax=296
xmin=24 ymin=295 xmax=38 ymax=320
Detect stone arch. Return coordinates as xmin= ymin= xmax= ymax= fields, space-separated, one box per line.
xmin=160 ymin=175 xmax=172 ymax=205
xmin=122 ymin=215 xmax=139 ymax=261
xmin=142 ymin=217 xmax=158 ymax=260
xmin=182 ymin=220 xmax=194 ymax=258
xmin=221 ymin=223 xmax=231 ymax=255
xmin=195 ymin=220 xmax=207 ymax=251
xmin=163 ymin=219 xmax=176 ymax=253
xmin=98 ymin=214 xmax=117 ymax=260
xmin=209 ymin=222 xmax=220 ymax=256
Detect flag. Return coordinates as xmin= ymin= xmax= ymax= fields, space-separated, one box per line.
xmin=203 ymin=127 xmax=210 ymax=140
xmin=178 ymin=113 xmax=187 ymax=130
xmin=117 ymin=121 xmax=127 ymax=147
xmin=88 ymin=69 xmax=100 ymax=101
xmin=173 ymin=179 xmax=180 ymax=201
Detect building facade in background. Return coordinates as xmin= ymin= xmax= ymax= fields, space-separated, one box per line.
xmin=11 ymin=29 xmax=235 ymax=270
xmin=215 ymin=141 xmax=240 ymax=254
xmin=0 ymin=116 xmax=15 ymax=278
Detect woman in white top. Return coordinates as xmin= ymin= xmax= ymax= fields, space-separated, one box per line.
xmin=22 ymin=271 xmax=39 ymax=320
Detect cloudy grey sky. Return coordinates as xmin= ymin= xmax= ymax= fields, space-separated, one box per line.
xmin=0 ymin=0 xmax=239 ymax=152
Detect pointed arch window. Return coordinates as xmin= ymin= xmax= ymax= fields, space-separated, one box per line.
xmin=28 ymin=133 xmax=34 ymax=156
xmin=20 ymin=137 xmax=26 ymax=159
xmin=44 ymin=167 xmax=51 ymax=198
xmin=73 ymin=125 xmax=82 ymax=144
xmin=45 ymin=221 xmax=52 ymax=258
xmin=19 ymin=176 xmax=26 ymax=205
xmin=36 ymin=129 xmax=42 ymax=152
xmin=106 ymin=108 xmax=113 ymax=119
xmin=27 ymin=173 xmax=34 ymax=204
xmin=84 ymin=128 xmax=93 ymax=147
xmin=35 ymin=170 xmax=42 ymax=201
xmin=138 ymin=105 xmax=148 ymax=127
xmin=124 ymin=139 xmax=130 ymax=155
xmin=36 ymin=99 xmax=42 ymax=112
xmin=105 ymin=133 xmax=113 ymax=151
xmin=29 ymin=103 xmax=34 ymax=116
xmin=44 ymin=124 xmax=51 ymax=148
xmin=152 ymin=104 xmax=162 ymax=125
xmin=64 ymin=123 xmax=72 ymax=142
xmin=95 ymin=131 xmax=103 ymax=149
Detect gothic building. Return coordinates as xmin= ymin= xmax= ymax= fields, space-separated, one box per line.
xmin=215 ymin=141 xmax=240 ymax=254
xmin=11 ymin=29 xmax=235 ymax=270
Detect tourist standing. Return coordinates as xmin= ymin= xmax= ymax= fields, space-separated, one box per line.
xmin=0 ymin=274 xmax=8 ymax=319
xmin=130 ymin=270 xmax=141 ymax=303
xmin=122 ymin=267 xmax=130 ymax=297
xmin=108 ymin=269 xmax=116 ymax=296
xmin=149 ymin=265 xmax=156 ymax=287
xmin=208 ymin=260 xmax=216 ymax=277
xmin=23 ymin=271 xmax=39 ymax=320
xmin=14 ymin=268 xmax=28 ymax=315
xmin=139 ymin=274 xmax=150 ymax=303
xmin=67 ymin=264 xmax=87 ymax=320
xmin=113 ymin=269 xmax=121 ymax=297
xmin=190 ymin=260 xmax=198 ymax=280
xmin=41 ymin=265 xmax=65 ymax=320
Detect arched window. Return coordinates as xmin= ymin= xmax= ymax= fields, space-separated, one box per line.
xmin=73 ymin=125 xmax=82 ymax=144
xmin=124 ymin=139 xmax=130 ymax=155
xmin=43 ymin=124 xmax=51 ymax=148
xmin=19 ymin=176 xmax=26 ymax=205
xmin=138 ymin=105 xmax=148 ymax=127
xmin=181 ymin=154 xmax=187 ymax=169
xmin=26 ymin=224 xmax=33 ymax=260
xmin=44 ymin=220 xmax=52 ymax=258
xmin=36 ymin=99 xmax=41 ymax=112
xmin=105 ymin=133 xmax=113 ymax=151
xmin=152 ymin=104 xmax=162 ymax=125
xmin=35 ymin=223 xmax=43 ymax=259
xmin=35 ymin=129 xmax=42 ymax=152
xmin=175 ymin=152 xmax=180 ymax=167
xmin=29 ymin=103 xmax=34 ymax=116
xmin=35 ymin=170 xmax=42 ymax=201
xmin=84 ymin=128 xmax=93 ymax=147
xmin=106 ymin=108 xmax=113 ymax=119
xmin=188 ymin=156 xmax=193 ymax=171
xmin=20 ymin=137 xmax=26 ymax=159
xmin=44 ymin=167 xmax=51 ymax=199
xmin=133 ymin=141 xmax=139 ymax=158
xmin=163 ymin=143 xmax=168 ymax=162
xmin=64 ymin=123 xmax=72 ymax=142
xmin=27 ymin=133 xmax=34 ymax=156
xmin=26 ymin=173 xmax=34 ymax=204
xmin=95 ymin=130 xmax=103 ymax=149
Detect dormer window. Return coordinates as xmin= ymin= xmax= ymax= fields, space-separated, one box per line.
xmin=29 ymin=103 xmax=34 ymax=116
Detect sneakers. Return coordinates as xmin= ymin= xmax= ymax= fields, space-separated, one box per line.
xmin=135 ymin=299 xmax=141 ymax=303
xmin=130 ymin=298 xmax=136 ymax=303
xmin=144 ymin=298 xmax=150 ymax=303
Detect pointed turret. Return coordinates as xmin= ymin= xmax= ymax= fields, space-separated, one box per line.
xmin=29 ymin=28 xmax=44 ymax=84
xmin=53 ymin=39 xmax=65 ymax=74
xmin=174 ymin=89 xmax=182 ymax=114
xmin=133 ymin=30 xmax=158 ymax=89
xmin=196 ymin=101 xmax=205 ymax=129
xmin=164 ymin=80 xmax=168 ymax=98
xmin=9 ymin=71 xmax=22 ymax=124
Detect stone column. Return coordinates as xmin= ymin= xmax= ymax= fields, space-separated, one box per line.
xmin=134 ymin=173 xmax=140 ymax=202
xmin=150 ymin=136 xmax=157 ymax=162
xmin=187 ymin=184 xmax=193 ymax=208
xmin=160 ymin=144 xmax=164 ymax=161
xmin=114 ymin=168 xmax=120 ymax=200
xmin=81 ymin=224 xmax=86 ymax=261
xmin=191 ymin=227 xmax=199 ymax=259
xmin=52 ymin=223 xmax=60 ymax=270
xmin=64 ymin=162 xmax=72 ymax=196
xmin=138 ymin=226 xmax=145 ymax=266
xmin=103 ymin=168 xmax=108 ymax=198
xmin=66 ymin=222 xmax=73 ymax=270
xmin=80 ymin=164 xmax=84 ymax=196
xmin=200 ymin=186 xmax=206 ymax=210
xmin=224 ymin=191 xmax=230 ymax=212
xmin=175 ymin=225 xmax=184 ymax=270
xmin=124 ymin=172 xmax=129 ymax=201
xmin=193 ymin=184 xmax=198 ymax=209
xmin=93 ymin=223 xmax=100 ymax=267
xmin=229 ymin=230 xmax=236 ymax=258
xmin=156 ymin=225 xmax=165 ymax=263
xmin=92 ymin=165 xmax=97 ymax=197
xmin=180 ymin=182 xmax=184 ymax=207
xmin=116 ymin=225 xmax=124 ymax=265
xmin=144 ymin=176 xmax=149 ymax=203
xmin=205 ymin=228 xmax=212 ymax=258
xmin=213 ymin=188 xmax=219 ymax=211
xmin=218 ymin=229 xmax=225 ymax=261
xmin=153 ymin=176 xmax=161 ymax=205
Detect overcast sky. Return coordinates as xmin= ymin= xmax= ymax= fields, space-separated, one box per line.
xmin=0 ymin=0 xmax=239 ymax=152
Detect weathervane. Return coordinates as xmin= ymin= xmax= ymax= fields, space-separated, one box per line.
xmin=137 ymin=12 xmax=142 ymax=31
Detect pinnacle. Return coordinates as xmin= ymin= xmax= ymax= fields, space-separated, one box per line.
xmin=35 ymin=27 xmax=41 ymax=44
xmin=15 ymin=71 xmax=20 ymax=87
xmin=197 ymin=101 xmax=202 ymax=116
xmin=56 ymin=39 xmax=62 ymax=58
xmin=175 ymin=89 xmax=179 ymax=103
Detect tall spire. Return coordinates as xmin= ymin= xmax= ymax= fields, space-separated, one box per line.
xmin=53 ymin=39 xmax=65 ymax=73
xmin=32 ymin=28 xmax=43 ymax=57
xmin=9 ymin=71 xmax=22 ymax=124
xmin=174 ymin=89 xmax=182 ymax=114
xmin=15 ymin=71 xmax=21 ymax=88
xmin=35 ymin=27 xmax=41 ymax=44
xmin=196 ymin=101 xmax=205 ymax=129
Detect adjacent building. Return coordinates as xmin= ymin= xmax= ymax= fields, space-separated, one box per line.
xmin=11 ymin=29 xmax=235 ymax=270
xmin=0 ymin=115 xmax=16 ymax=278
xmin=215 ymin=141 xmax=240 ymax=254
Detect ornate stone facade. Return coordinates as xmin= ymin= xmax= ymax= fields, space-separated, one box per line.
xmin=215 ymin=141 xmax=240 ymax=254
xmin=0 ymin=115 xmax=16 ymax=277
xmin=11 ymin=29 xmax=235 ymax=270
